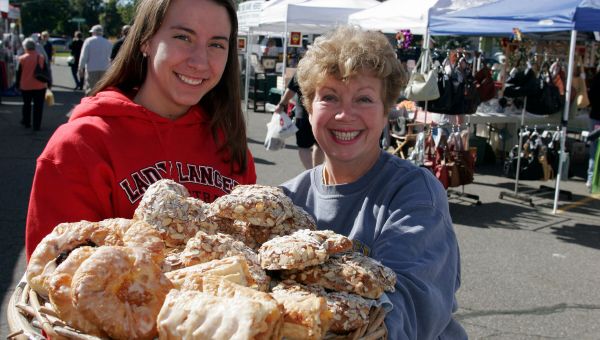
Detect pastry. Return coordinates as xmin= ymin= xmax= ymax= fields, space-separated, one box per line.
xmin=273 ymin=280 xmax=371 ymax=334
xmin=166 ymin=255 xmax=257 ymax=289
xmin=179 ymin=230 xmax=270 ymax=291
xmin=45 ymin=246 xmax=107 ymax=337
xmin=258 ymin=230 xmax=352 ymax=270
xmin=122 ymin=220 xmax=166 ymax=264
xmin=175 ymin=275 xmax=283 ymax=339
xmin=281 ymin=252 xmax=397 ymax=299
xmin=270 ymin=281 xmax=332 ymax=340
xmin=27 ymin=219 xmax=126 ymax=297
xmin=158 ymin=289 xmax=281 ymax=340
xmin=72 ymin=246 xmax=173 ymax=340
xmin=134 ymin=179 xmax=208 ymax=247
xmin=209 ymin=184 xmax=294 ymax=227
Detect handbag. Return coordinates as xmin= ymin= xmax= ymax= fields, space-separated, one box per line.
xmin=404 ymin=53 xmax=440 ymax=102
xmin=34 ymin=56 xmax=51 ymax=83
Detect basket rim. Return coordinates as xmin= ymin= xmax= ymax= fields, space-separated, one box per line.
xmin=8 ymin=278 xmax=387 ymax=340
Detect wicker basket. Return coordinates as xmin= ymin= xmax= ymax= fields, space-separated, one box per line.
xmin=7 ymin=278 xmax=387 ymax=340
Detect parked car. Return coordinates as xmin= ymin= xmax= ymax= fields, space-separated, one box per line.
xmin=49 ymin=37 xmax=70 ymax=53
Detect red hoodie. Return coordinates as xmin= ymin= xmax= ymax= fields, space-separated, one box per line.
xmin=25 ymin=88 xmax=256 ymax=259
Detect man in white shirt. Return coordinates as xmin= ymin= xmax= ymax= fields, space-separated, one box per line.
xmin=78 ymin=25 xmax=113 ymax=95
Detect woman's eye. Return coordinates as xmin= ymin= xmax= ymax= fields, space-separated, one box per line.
xmin=322 ymin=94 xmax=336 ymax=102
xmin=358 ymin=96 xmax=373 ymax=103
xmin=174 ymin=34 xmax=191 ymax=42
xmin=209 ymin=42 xmax=227 ymax=49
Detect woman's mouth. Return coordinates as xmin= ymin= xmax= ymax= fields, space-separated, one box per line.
xmin=331 ymin=130 xmax=360 ymax=141
xmin=177 ymin=73 xmax=204 ymax=86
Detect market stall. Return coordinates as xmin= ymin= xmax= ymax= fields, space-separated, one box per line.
xmin=428 ymin=0 xmax=600 ymax=212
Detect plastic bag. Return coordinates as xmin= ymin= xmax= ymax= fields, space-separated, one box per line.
xmin=45 ymin=89 xmax=54 ymax=106
xmin=264 ymin=113 xmax=298 ymax=151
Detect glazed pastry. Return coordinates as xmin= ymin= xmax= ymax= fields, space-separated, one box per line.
xmin=166 ymin=255 xmax=257 ymax=289
xmin=27 ymin=219 xmax=127 ymax=297
xmin=122 ymin=220 xmax=166 ymax=264
xmin=174 ymin=275 xmax=283 ymax=339
xmin=270 ymin=281 xmax=332 ymax=340
xmin=209 ymin=184 xmax=294 ymax=227
xmin=281 ymin=252 xmax=396 ymax=299
xmin=258 ymin=229 xmax=352 ymax=270
xmin=45 ymin=246 xmax=107 ymax=337
xmin=72 ymin=246 xmax=173 ymax=340
xmin=179 ymin=230 xmax=270 ymax=291
xmin=158 ymin=289 xmax=282 ymax=340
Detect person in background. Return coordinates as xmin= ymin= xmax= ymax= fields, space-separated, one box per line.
xmin=274 ymin=72 xmax=324 ymax=169
xmin=110 ymin=24 xmax=131 ymax=62
xmin=587 ymin=65 xmax=600 ymax=190
xmin=40 ymin=31 xmax=53 ymax=63
xmin=15 ymin=38 xmax=48 ymax=132
xmin=280 ymin=26 xmax=467 ymax=339
xmin=78 ymin=24 xmax=112 ymax=95
xmin=25 ymin=0 xmax=256 ymax=259
xmin=29 ymin=33 xmax=48 ymax=62
xmin=68 ymin=31 xmax=84 ymax=90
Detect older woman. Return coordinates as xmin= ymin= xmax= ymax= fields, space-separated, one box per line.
xmin=280 ymin=26 xmax=467 ymax=339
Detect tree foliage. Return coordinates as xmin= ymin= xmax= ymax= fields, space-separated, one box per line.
xmin=12 ymin=0 xmax=137 ymax=38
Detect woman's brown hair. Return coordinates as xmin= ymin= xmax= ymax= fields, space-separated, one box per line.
xmin=93 ymin=0 xmax=248 ymax=174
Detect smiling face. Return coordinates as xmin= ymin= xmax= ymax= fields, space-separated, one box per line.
xmin=310 ymin=73 xmax=387 ymax=180
xmin=136 ymin=0 xmax=231 ymax=119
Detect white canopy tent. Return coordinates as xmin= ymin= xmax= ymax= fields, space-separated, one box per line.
xmin=239 ymin=0 xmax=381 ymax=113
xmin=347 ymin=0 xmax=437 ymax=35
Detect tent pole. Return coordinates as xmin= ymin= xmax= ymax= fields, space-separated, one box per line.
xmin=282 ymin=12 xmax=288 ymax=91
xmin=244 ymin=28 xmax=252 ymax=120
xmin=552 ymin=29 xmax=577 ymax=214
xmin=422 ymin=28 xmax=430 ymax=112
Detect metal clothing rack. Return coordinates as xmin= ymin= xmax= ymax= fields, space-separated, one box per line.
xmin=498 ymin=100 xmax=572 ymax=206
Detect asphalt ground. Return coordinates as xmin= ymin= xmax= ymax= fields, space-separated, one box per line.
xmin=1 ymin=57 xmax=599 ymax=339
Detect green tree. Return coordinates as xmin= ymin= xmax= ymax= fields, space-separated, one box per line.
xmin=100 ymin=0 xmax=123 ymax=38
xmin=14 ymin=0 xmax=70 ymax=36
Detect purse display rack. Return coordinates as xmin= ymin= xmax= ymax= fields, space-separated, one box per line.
xmin=396 ymin=121 xmax=481 ymax=205
xmin=499 ymin=121 xmax=574 ymax=206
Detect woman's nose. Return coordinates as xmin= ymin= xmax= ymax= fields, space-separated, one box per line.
xmin=188 ymin=45 xmax=209 ymax=71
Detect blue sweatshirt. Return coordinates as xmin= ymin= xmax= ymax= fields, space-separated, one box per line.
xmin=281 ymin=151 xmax=467 ymax=340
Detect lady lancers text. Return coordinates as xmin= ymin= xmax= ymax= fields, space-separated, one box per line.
xmin=119 ymin=161 xmax=240 ymax=203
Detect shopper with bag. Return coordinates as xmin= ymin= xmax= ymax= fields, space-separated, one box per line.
xmin=16 ymin=38 xmax=48 ymax=132
xmin=280 ymin=26 xmax=466 ymax=340
xmin=274 ymin=72 xmax=324 ymax=168
xmin=25 ymin=0 xmax=256 ymax=258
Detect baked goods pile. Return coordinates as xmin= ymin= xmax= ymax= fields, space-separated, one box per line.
xmin=25 ymin=180 xmax=397 ymax=340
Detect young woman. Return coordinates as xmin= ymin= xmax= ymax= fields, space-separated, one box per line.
xmin=280 ymin=26 xmax=467 ymax=339
xmin=25 ymin=0 xmax=256 ymax=259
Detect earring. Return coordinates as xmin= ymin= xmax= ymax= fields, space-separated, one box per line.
xmin=142 ymin=52 xmax=147 ymax=58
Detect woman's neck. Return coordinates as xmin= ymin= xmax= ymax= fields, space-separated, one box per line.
xmin=322 ymin=150 xmax=381 ymax=185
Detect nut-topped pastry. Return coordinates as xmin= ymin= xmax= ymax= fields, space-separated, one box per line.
xmin=134 ymin=179 xmax=208 ymax=247
xmin=258 ymin=229 xmax=353 ymax=270
xmin=281 ymin=252 xmax=396 ymax=299
xmin=272 ymin=280 xmax=372 ymax=334
xmin=209 ymin=184 xmax=295 ymax=227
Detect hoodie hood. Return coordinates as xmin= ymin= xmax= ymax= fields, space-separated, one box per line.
xmin=69 ymin=88 xmax=208 ymax=125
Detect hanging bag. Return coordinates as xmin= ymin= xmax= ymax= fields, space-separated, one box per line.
xmin=34 ymin=56 xmax=51 ymax=84
xmin=404 ymin=53 xmax=440 ymax=102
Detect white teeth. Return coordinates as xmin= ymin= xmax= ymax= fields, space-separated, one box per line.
xmin=177 ymin=73 xmax=203 ymax=85
xmin=332 ymin=130 xmax=360 ymax=141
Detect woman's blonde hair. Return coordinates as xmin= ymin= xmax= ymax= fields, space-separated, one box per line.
xmin=297 ymin=25 xmax=407 ymax=114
